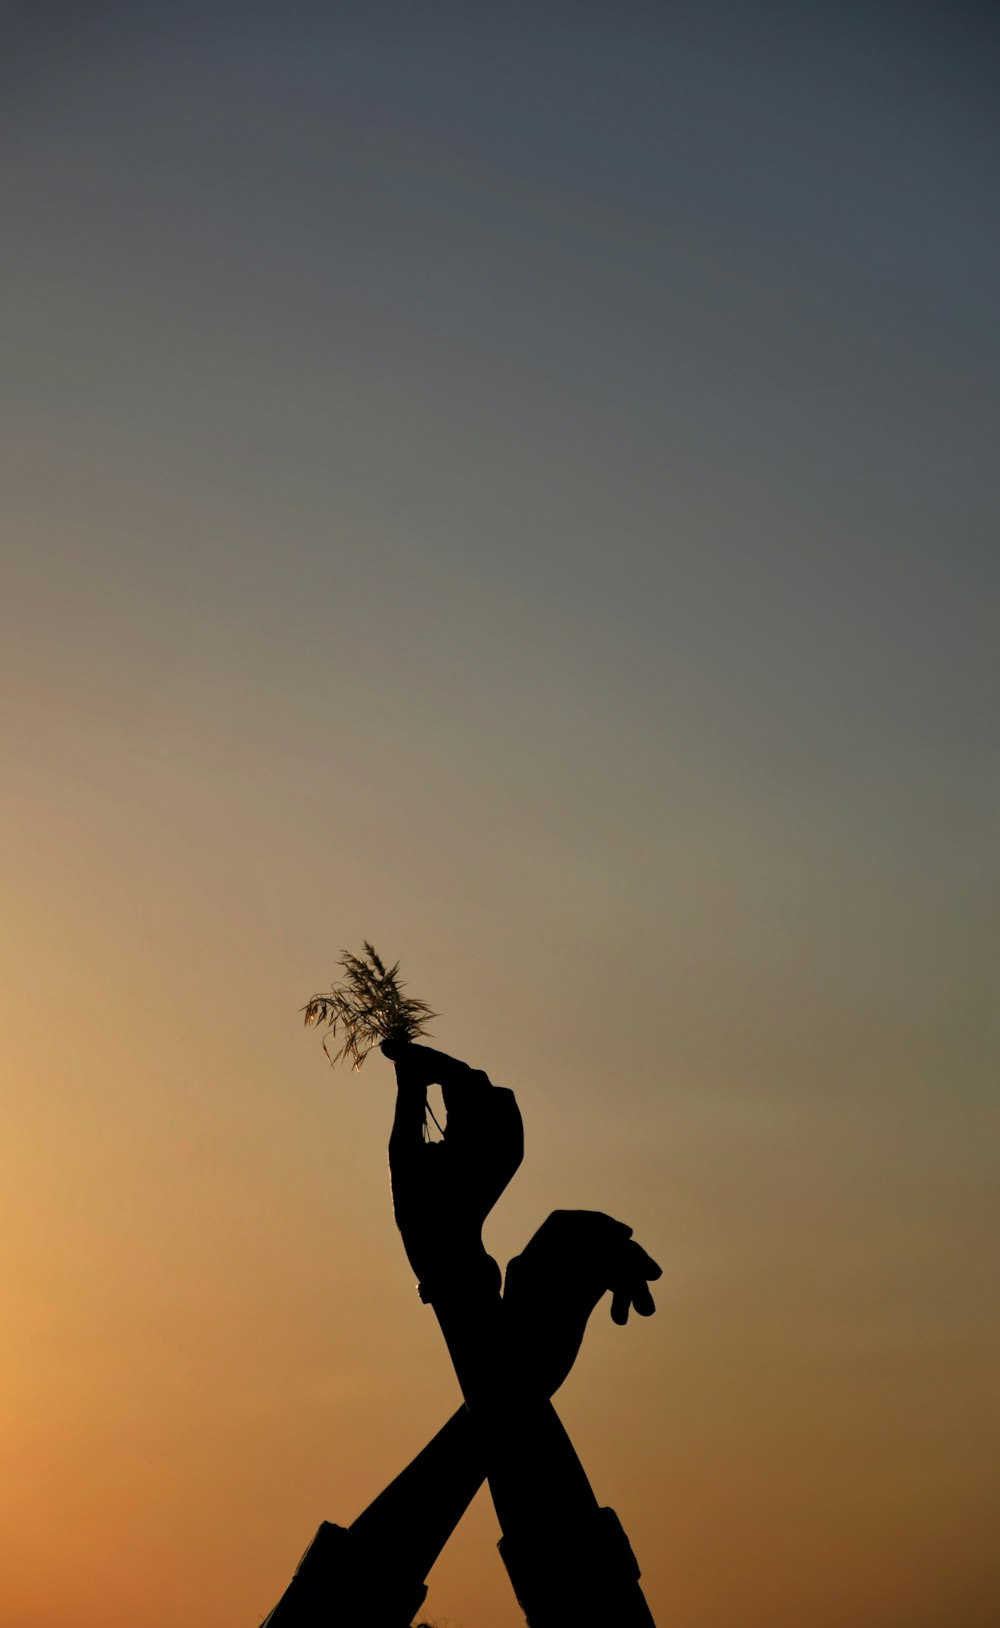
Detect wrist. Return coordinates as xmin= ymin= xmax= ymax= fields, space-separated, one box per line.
xmin=416 ymin=1244 xmax=502 ymax=1307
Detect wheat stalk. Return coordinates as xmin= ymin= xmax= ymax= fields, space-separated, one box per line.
xmin=302 ymin=942 xmax=437 ymax=1070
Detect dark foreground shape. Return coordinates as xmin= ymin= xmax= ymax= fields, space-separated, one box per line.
xmin=260 ymin=1044 xmax=661 ymax=1627
xmin=259 ymin=1521 xmax=427 ymax=1627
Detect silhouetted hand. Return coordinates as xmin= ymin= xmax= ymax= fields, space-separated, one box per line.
xmin=504 ymin=1210 xmax=662 ymax=1397
xmin=382 ymin=1041 xmax=524 ymax=1297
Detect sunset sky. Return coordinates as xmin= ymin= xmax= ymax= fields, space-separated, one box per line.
xmin=2 ymin=4 xmax=998 ymax=1625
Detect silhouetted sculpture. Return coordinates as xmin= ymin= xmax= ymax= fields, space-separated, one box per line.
xmin=260 ymin=1044 xmax=660 ymax=1627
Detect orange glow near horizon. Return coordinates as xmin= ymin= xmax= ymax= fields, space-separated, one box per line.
xmin=2 ymin=5 xmax=997 ymax=1624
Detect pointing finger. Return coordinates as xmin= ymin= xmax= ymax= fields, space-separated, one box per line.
xmin=610 ymin=1285 xmax=632 ymax=1325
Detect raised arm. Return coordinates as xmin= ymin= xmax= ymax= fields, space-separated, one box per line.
xmin=386 ymin=1044 xmax=659 ymax=1627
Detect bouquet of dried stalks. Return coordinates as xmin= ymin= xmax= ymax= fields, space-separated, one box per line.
xmin=302 ymin=943 xmax=437 ymax=1070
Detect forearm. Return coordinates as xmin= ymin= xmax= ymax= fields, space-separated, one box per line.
xmin=427 ymin=1271 xmax=655 ymax=1628
xmin=258 ymin=1248 xmax=590 ymax=1626
xmin=258 ymin=1518 xmax=428 ymax=1628
xmin=348 ymin=1404 xmax=483 ymax=1580
xmin=429 ymin=1278 xmax=598 ymax=1512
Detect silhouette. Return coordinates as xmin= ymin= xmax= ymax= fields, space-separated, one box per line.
xmin=260 ymin=1043 xmax=660 ymax=1627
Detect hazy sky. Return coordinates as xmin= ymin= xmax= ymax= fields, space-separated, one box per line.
xmin=2 ymin=4 xmax=998 ymax=1625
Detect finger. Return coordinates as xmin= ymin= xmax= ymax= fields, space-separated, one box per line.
xmin=383 ymin=1042 xmax=442 ymax=1092
xmin=627 ymin=1240 xmax=663 ymax=1282
xmin=631 ymin=1278 xmax=656 ymax=1317
xmin=610 ymin=1285 xmax=631 ymax=1325
xmin=384 ymin=1042 xmax=486 ymax=1091
xmin=441 ymin=1064 xmax=493 ymax=1122
xmin=387 ymin=1076 xmax=430 ymax=1168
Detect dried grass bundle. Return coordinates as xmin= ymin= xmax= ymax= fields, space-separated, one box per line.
xmin=302 ymin=943 xmax=436 ymax=1070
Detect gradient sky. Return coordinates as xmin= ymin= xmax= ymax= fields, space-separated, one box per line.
xmin=2 ymin=4 xmax=998 ymax=1625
